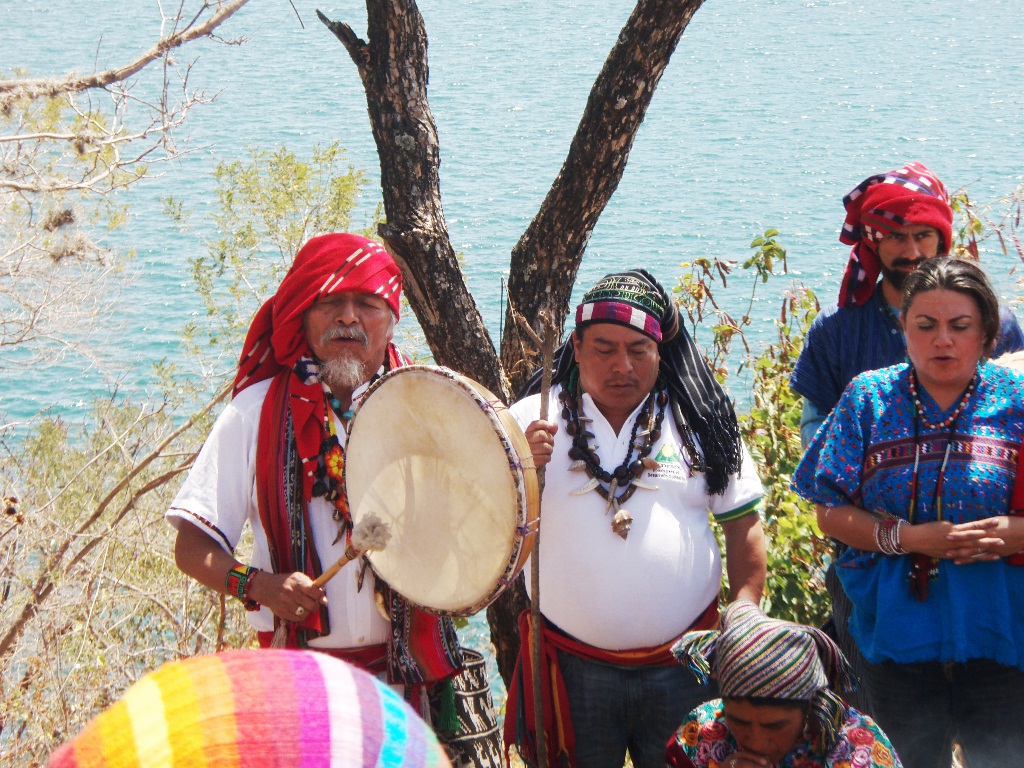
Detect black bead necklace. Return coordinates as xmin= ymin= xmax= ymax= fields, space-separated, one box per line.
xmin=903 ymin=367 xmax=976 ymax=600
xmin=559 ymin=376 xmax=667 ymax=539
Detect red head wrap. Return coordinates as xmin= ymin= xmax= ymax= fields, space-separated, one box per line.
xmin=837 ymin=161 xmax=953 ymax=308
xmin=233 ymin=233 xmax=403 ymax=396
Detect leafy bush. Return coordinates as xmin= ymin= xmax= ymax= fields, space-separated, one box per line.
xmin=675 ymin=230 xmax=830 ymax=626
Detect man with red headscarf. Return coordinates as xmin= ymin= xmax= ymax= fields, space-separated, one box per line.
xmin=791 ymin=161 xmax=1023 ymax=447
xmin=167 ymin=233 xmax=500 ymax=765
xmin=788 ymin=163 xmax=1024 ymax=717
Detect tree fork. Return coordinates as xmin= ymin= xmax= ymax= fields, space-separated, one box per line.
xmin=502 ymin=0 xmax=705 ymax=393
xmin=319 ymin=0 xmax=707 ymax=685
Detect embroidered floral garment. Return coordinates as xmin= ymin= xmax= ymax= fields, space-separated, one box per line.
xmin=665 ymin=700 xmax=902 ymax=768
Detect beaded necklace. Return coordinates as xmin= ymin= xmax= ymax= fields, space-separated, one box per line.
xmin=313 ymin=383 xmax=372 ymax=546
xmin=904 ymin=368 xmax=975 ymax=600
xmin=559 ymin=373 xmax=667 ymax=540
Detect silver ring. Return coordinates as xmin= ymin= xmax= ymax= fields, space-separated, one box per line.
xmin=295 ymin=606 xmax=305 ymax=616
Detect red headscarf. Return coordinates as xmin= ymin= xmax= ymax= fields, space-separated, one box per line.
xmin=837 ymin=161 xmax=953 ymax=308
xmin=233 ymin=233 xmax=403 ymax=396
xmin=235 ymin=234 xmax=405 ymax=629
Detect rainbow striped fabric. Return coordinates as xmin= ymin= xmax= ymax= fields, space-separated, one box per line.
xmin=47 ymin=649 xmax=452 ymax=768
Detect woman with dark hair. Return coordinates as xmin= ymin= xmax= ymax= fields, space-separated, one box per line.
xmin=793 ymin=257 xmax=1024 ymax=767
xmin=666 ymin=600 xmax=901 ymax=768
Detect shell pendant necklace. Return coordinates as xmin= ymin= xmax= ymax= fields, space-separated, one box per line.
xmin=559 ymin=377 xmax=667 ymax=539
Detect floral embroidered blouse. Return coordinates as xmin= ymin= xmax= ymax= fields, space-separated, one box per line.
xmin=665 ymin=700 xmax=902 ymax=768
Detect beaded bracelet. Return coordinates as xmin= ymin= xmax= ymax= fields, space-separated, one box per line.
xmin=874 ymin=518 xmax=907 ymax=556
xmin=226 ymin=564 xmax=261 ymax=612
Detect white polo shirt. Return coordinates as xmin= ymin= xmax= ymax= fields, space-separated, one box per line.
xmin=510 ymin=385 xmax=763 ymax=650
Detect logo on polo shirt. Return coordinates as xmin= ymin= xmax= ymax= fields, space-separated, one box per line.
xmin=648 ymin=442 xmax=686 ymax=480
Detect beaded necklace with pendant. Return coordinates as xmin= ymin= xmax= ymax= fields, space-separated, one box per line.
xmin=559 ymin=374 xmax=667 ymax=540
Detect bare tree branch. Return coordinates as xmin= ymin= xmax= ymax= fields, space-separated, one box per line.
xmin=319 ymin=1 xmax=508 ymax=399
xmin=0 ymin=383 xmax=230 ymax=660
xmin=500 ymin=0 xmax=705 ymax=392
xmin=0 ymin=0 xmax=252 ymax=102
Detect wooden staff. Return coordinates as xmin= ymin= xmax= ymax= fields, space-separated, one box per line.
xmin=515 ymin=310 xmax=555 ymax=768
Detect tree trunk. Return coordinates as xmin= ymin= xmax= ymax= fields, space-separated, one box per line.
xmin=319 ymin=0 xmax=706 ymax=686
xmin=501 ymin=0 xmax=706 ymax=393
xmin=317 ymin=2 xmax=509 ymax=400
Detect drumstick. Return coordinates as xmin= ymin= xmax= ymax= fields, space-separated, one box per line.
xmin=269 ymin=514 xmax=391 ymax=649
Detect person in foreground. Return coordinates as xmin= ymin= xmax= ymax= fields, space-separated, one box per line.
xmin=505 ymin=269 xmax=767 ymax=768
xmin=793 ymin=257 xmax=1024 ymax=767
xmin=48 ymin=649 xmax=452 ymax=768
xmin=166 ymin=233 xmax=498 ymax=765
xmin=666 ymin=600 xmax=902 ymax=768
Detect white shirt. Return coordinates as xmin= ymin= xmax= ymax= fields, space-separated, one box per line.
xmin=166 ymin=379 xmax=390 ymax=649
xmin=510 ymin=385 xmax=763 ymax=650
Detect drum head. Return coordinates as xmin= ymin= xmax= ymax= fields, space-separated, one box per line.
xmin=345 ymin=366 xmax=535 ymax=615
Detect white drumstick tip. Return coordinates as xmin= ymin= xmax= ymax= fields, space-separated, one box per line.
xmin=351 ymin=513 xmax=391 ymax=553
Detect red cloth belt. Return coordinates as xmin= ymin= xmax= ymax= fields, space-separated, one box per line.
xmin=256 ymin=634 xmax=389 ymax=676
xmin=503 ymin=600 xmax=719 ymax=768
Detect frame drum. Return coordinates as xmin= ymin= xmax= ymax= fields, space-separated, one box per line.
xmin=344 ymin=365 xmax=539 ymax=616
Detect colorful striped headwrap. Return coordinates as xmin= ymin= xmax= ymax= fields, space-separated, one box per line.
xmin=673 ymin=600 xmax=855 ymax=753
xmin=575 ymin=271 xmax=676 ymax=342
xmin=47 ymin=649 xmax=452 ymax=768
xmin=838 ymin=161 xmax=953 ymax=308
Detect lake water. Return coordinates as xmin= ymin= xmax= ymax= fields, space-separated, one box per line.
xmin=3 ymin=0 xmax=1023 ymax=705
xmin=3 ymin=0 xmax=1023 ymax=421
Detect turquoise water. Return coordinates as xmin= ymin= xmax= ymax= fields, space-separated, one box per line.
xmin=4 ymin=0 xmax=1022 ymax=707
xmin=3 ymin=0 xmax=1023 ymax=421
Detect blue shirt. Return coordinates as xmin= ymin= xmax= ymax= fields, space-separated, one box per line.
xmin=792 ymin=362 xmax=1024 ymax=670
xmin=790 ymin=283 xmax=1024 ymax=416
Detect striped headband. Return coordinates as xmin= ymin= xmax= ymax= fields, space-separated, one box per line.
xmin=47 ymin=649 xmax=452 ymax=768
xmin=673 ymin=600 xmax=855 ymax=752
xmin=575 ymin=272 xmax=674 ymax=342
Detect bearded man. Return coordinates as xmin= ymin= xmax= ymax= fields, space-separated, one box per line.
xmin=790 ymin=161 xmax=1024 ymax=448
xmin=167 ymin=233 xmax=498 ymax=765
xmin=503 ymin=270 xmax=767 ymax=768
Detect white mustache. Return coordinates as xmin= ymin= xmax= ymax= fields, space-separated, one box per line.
xmin=321 ymin=327 xmax=368 ymax=347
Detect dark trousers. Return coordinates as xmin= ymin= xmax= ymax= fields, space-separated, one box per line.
xmin=825 ymin=561 xmax=874 ymax=715
xmin=558 ymin=649 xmax=717 ymax=768
xmin=862 ymin=658 xmax=1024 ymax=768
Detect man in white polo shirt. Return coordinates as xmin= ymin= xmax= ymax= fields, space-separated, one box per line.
xmin=504 ymin=269 xmax=767 ymax=768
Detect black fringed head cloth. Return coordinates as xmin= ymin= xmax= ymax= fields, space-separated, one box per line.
xmin=518 ymin=269 xmax=743 ymax=495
